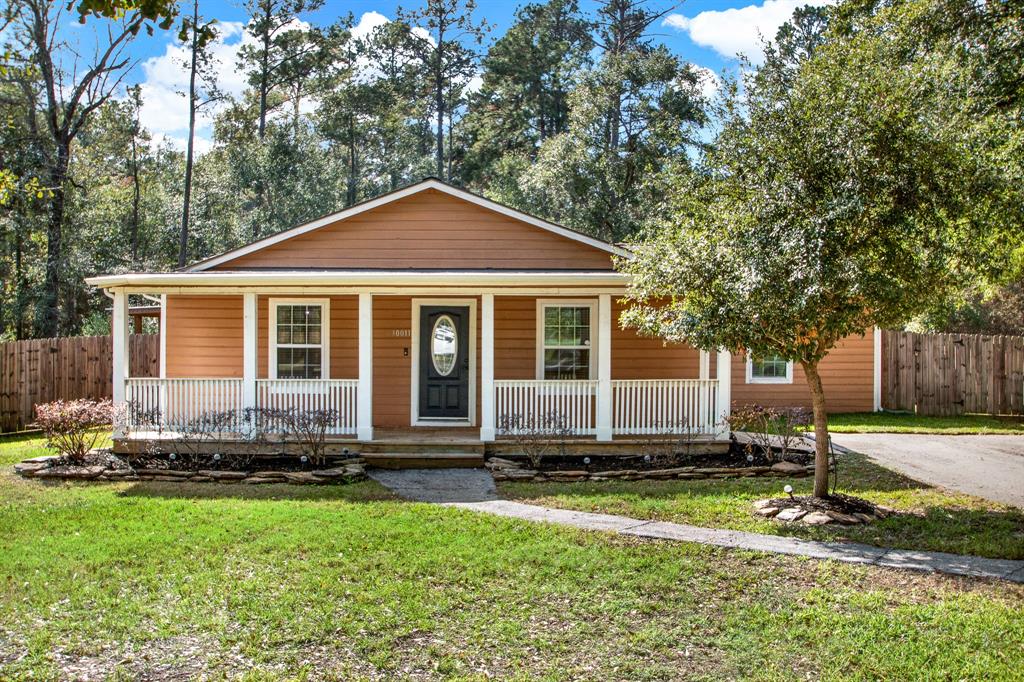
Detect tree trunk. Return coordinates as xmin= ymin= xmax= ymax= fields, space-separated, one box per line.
xmin=258 ymin=2 xmax=272 ymax=140
xmin=39 ymin=143 xmax=69 ymax=337
xmin=434 ymin=29 xmax=445 ymax=179
xmin=178 ymin=1 xmax=200 ymax=268
xmin=346 ymin=113 xmax=357 ymax=206
xmin=802 ymin=360 xmax=831 ymax=498
xmin=129 ymin=133 xmax=141 ymax=265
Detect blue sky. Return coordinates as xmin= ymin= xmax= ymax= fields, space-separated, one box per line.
xmin=73 ymin=0 xmax=826 ymax=150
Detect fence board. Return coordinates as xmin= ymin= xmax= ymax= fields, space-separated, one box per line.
xmin=882 ymin=330 xmax=1024 ymax=416
xmin=0 ymin=334 xmax=159 ymax=432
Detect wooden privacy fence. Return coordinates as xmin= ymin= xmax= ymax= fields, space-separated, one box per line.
xmin=883 ymin=330 xmax=1024 ymax=416
xmin=0 ymin=334 xmax=159 ymax=432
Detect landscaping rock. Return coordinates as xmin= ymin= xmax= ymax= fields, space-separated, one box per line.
xmin=282 ymin=471 xmax=324 ymax=484
xmin=242 ymin=477 xmax=278 ymax=484
xmin=755 ymin=506 xmax=781 ymax=518
xmin=770 ymin=461 xmax=807 ymax=476
xmin=197 ymin=470 xmax=248 ymax=481
xmin=14 ymin=462 xmax=49 ymax=476
xmin=21 ymin=455 xmax=59 ymax=464
xmin=853 ymin=512 xmax=876 ymax=524
xmin=826 ymin=511 xmax=864 ymax=525
xmin=775 ymin=508 xmax=807 ymax=522
xmin=802 ymin=511 xmax=834 ymax=525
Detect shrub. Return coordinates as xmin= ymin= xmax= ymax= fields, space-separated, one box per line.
xmin=34 ymin=399 xmax=114 ymax=463
xmin=497 ymin=411 xmax=570 ymax=470
xmin=725 ymin=404 xmax=811 ymax=462
xmin=262 ymin=407 xmax=338 ymax=466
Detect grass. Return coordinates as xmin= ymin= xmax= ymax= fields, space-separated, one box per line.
xmin=822 ymin=412 xmax=1024 ymax=434
xmin=1 ymin=436 xmax=1023 ymax=679
xmin=501 ymin=453 xmax=1024 ymax=560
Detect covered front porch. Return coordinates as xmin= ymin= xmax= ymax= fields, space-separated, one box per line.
xmin=102 ymin=273 xmax=733 ymax=450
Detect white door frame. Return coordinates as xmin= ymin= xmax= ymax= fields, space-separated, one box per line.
xmin=410 ymin=298 xmax=477 ymax=427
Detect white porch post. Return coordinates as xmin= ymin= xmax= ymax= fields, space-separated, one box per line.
xmin=111 ymin=289 xmax=129 ymax=438
xmin=357 ymin=293 xmax=374 ymax=441
xmin=242 ymin=293 xmax=258 ymax=419
xmin=480 ymin=294 xmax=496 ymax=441
xmin=596 ymin=294 xmax=613 ymax=441
xmin=716 ymin=349 xmax=732 ymax=436
xmin=699 ymin=350 xmax=710 ymax=380
xmin=873 ymin=326 xmax=882 ymax=412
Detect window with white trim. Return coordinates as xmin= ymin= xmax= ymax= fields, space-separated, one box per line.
xmin=270 ymin=301 xmax=328 ymax=379
xmin=746 ymin=353 xmax=793 ymax=384
xmin=539 ymin=303 xmax=595 ymax=380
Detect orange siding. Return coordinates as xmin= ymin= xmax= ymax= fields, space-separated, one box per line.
xmin=372 ymin=296 xmax=413 ymax=428
xmin=165 ymin=295 xmax=243 ymax=378
xmin=214 ymin=189 xmax=614 ymax=271
xmin=495 ymin=297 xmax=537 ymax=379
xmin=611 ymin=300 xmax=701 ymax=379
xmin=730 ymin=333 xmax=875 ymax=412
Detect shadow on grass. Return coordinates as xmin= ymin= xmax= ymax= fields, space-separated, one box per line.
xmin=116 ymin=478 xmax=402 ymax=503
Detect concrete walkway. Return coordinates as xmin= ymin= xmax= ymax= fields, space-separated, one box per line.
xmin=368 ymin=469 xmax=1024 ymax=583
xmin=826 ymin=433 xmax=1024 ymax=508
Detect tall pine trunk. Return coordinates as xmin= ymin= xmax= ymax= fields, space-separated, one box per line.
xmin=178 ymin=0 xmax=201 ymax=268
xmin=802 ymin=360 xmax=831 ymax=498
xmin=257 ymin=2 xmax=272 ymax=140
xmin=39 ymin=144 xmax=69 ymax=337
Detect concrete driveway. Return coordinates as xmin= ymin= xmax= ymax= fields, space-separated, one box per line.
xmin=829 ymin=433 xmax=1024 ymax=508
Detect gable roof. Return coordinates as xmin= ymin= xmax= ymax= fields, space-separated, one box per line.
xmin=186 ymin=178 xmax=629 ymax=272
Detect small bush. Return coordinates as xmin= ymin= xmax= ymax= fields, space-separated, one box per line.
xmin=34 ymin=399 xmax=114 ymax=463
xmin=497 ymin=412 xmax=570 ymax=470
xmin=726 ymin=404 xmax=811 ymax=462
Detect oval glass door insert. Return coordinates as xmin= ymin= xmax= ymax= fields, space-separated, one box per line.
xmin=431 ymin=315 xmax=458 ymax=376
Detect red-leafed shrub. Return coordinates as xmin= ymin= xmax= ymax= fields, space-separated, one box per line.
xmin=34 ymin=399 xmax=114 ymax=463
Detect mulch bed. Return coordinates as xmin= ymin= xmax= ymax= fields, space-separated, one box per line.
xmin=753 ymin=493 xmax=893 ymax=526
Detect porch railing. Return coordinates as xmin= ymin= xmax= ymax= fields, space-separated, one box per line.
xmin=495 ymin=379 xmax=598 ymax=436
xmin=125 ymin=378 xmax=245 ymax=432
xmin=612 ymin=379 xmax=719 ymax=435
xmin=123 ymin=377 xmax=358 ymax=435
xmin=256 ymin=379 xmax=358 ymax=435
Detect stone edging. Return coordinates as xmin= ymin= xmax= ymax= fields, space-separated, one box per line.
xmin=13 ymin=455 xmax=367 ymax=485
xmin=486 ymin=457 xmax=816 ymax=482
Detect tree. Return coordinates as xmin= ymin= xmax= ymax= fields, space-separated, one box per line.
xmin=177 ymin=0 xmax=220 ymax=267
xmin=398 ymin=0 xmax=489 ymax=180
xmin=618 ymin=0 xmax=1018 ymax=498
xmin=5 ymin=0 xmax=146 ymax=336
xmin=238 ymin=0 xmax=325 ymax=141
xmin=461 ymin=0 xmax=592 ymax=186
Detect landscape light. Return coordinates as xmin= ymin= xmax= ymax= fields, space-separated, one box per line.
xmin=784 ymin=484 xmax=794 ymax=499
xmin=583 ymin=457 xmax=591 ymax=465
xmin=300 ymin=455 xmax=308 ymax=463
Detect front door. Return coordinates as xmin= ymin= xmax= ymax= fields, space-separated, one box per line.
xmin=419 ymin=306 xmax=470 ymax=420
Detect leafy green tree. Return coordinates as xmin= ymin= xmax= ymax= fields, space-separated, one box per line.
xmin=461 ymin=0 xmax=592 ymax=186
xmin=619 ymin=0 xmax=1019 ymax=498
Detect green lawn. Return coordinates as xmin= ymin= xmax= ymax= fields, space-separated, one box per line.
xmin=823 ymin=412 xmax=1024 ymax=434
xmin=501 ymin=453 xmax=1024 ymax=560
xmin=2 ymin=436 xmax=1023 ymax=679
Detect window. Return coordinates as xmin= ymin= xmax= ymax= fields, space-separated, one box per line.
xmin=270 ymin=300 xmax=329 ymax=379
xmin=747 ymin=353 xmax=793 ymax=384
xmin=537 ymin=302 xmax=596 ymax=380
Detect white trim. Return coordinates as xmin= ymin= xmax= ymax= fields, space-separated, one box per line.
xmin=158 ymin=294 xmax=167 ymax=379
xmin=357 ymin=294 xmax=373 ymax=441
xmin=268 ymin=298 xmax=331 ymax=380
xmin=716 ymin=349 xmax=732 ymax=435
xmin=535 ymin=299 xmax=599 ymax=381
xmin=242 ymin=293 xmax=258 ymax=412
xmin=745 ymin=353 xmax=794 ymax=384
xmin=86 ymin=270 xmax=629 ymax=290
xmin=112 ymin=291 xmax=128 ymax=438
xmin=596 ymin=294 xmax=612 ymax=442
xmin=873 ymin=326 xmax=882 ymax=411
xmin=411 ymin=298 xmax=478 ymax=427
xmin=185 ymin=179 xmax=629 ymax=271
xmin=698 ymin=350 xmax=710 ymax=381
xmin=480 ymin=294 xmax=495 ymax=441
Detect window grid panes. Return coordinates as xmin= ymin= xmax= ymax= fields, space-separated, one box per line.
xmin=542 ymin=305 xmax=591 ymax=380
xmin=751 ymin=354 xmax=789 ymax=379
xmin=274 ymin=304 xmax=324 ymax=379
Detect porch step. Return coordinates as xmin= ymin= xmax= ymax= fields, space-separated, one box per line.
xmin=360 ymin=441 xmax=486 ymax=455
xmin=363 ymin=452 xmax=485 ymax=470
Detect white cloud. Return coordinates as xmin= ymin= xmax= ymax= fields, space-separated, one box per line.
xmin=664 ymin=0 xmax=831 ymax=63
xmin=351 ymin=11 xmax=389 ymax=40
xmin=692 ymin=66 xmax=720 ymax=100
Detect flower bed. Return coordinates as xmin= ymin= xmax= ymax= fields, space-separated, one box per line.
xmin=487 ymin=456 xmax=815 ymax=482
xmin=13 ymin=450 xmax=367 ymax=485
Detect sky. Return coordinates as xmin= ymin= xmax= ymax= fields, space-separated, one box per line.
xmin=66 ymin=0 xmax=829 ymax=152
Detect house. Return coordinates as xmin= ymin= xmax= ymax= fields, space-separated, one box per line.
xmin=86 ymin=178 xmax=880 ymax=458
